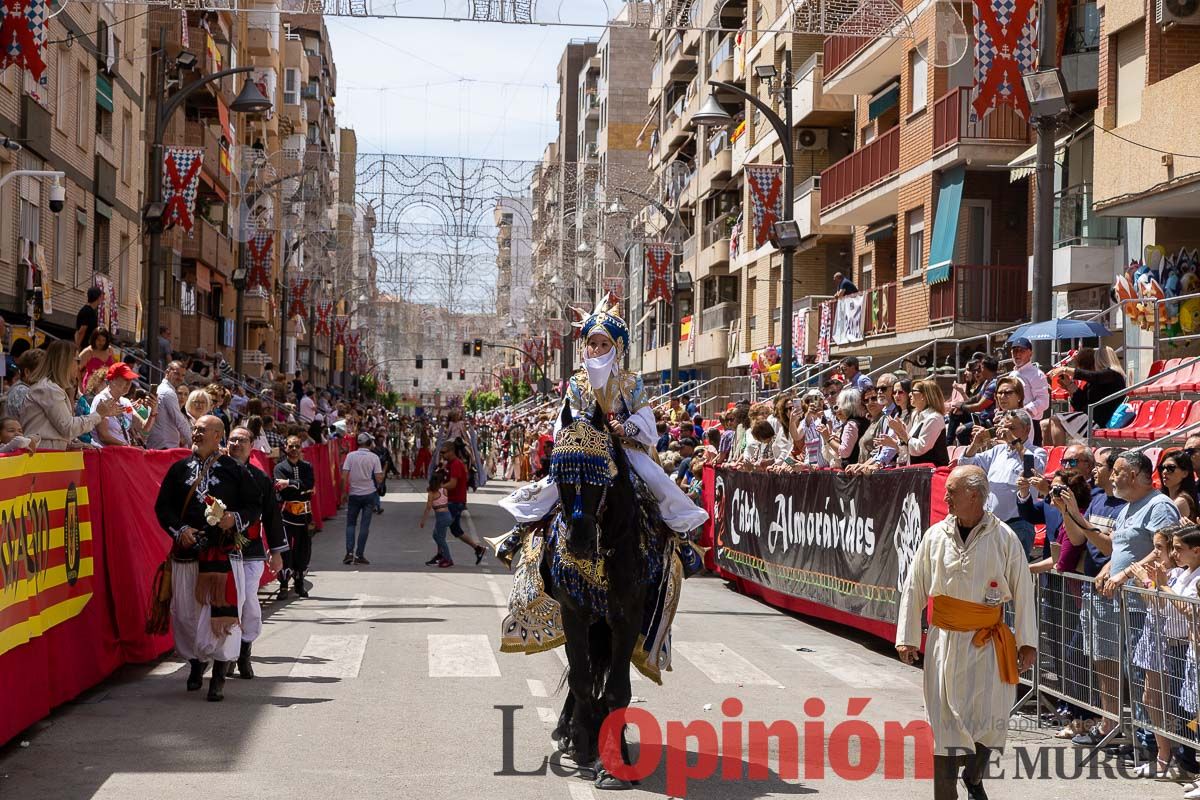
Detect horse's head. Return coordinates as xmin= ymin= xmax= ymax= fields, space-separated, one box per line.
xmin=551 ymin=402 xmax=618 ymax=558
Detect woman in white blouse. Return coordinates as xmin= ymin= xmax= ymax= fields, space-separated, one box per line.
xmin=880 ymin=378 xmax=950 ymax=467
xmin=19 ymin=341 xmax=121 ymax=450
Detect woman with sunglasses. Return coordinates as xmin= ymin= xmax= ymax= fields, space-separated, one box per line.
xmin=881 ymin=379 xmax=949 ymax=468
xmin=1160 ymin=451 xmax=1200 ymax=520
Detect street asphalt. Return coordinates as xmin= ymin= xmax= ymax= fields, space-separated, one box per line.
xmin=0 ymin=479 xmax=1183 ymax=799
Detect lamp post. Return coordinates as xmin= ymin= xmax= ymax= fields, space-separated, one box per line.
xmin=693 ymin=52 xmax=798 ymax=390
xmin=144 ymin=27 xmax=272 ymax=370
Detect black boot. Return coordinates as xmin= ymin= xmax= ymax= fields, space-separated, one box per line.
xmin=186 ymin=659 xmax=207 ymax=691
xmin=294 ymin=572 xmax=309 ymax=598
xmin=277 ymin=577 xmax=289 ymax=600
xmin=236 ymin=640 xmax=254 ymax=679
xmin=208 ymin=661 xmax=227 ymax=702
xmin=225 ymin=661 xmax=236 ymax=678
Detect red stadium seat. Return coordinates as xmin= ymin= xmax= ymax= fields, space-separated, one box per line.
xmin=1133 ymin=358 xmax=1182 ymax=396
xmin=1044 ymin=446 xmax=1065 ymax=476
xmin=1177 ymin=359 xmax=1200 ymax=392
xmin=1183 ymin=402 xmax=1200 ymax=434
xmin=1131 ymin=401 xmax=1175 ymax=440
xmin=1148 ymin=400 xmax=1197 ymax=442
xmin=1097 ymin=400 xmax=1156 ymax=440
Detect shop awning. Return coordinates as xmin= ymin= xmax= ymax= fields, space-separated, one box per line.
xmin=1007 ymin=120 xmax=1092 ymax=181
xmin=927 ymin=164 xmax=965 ymax=285
xmin=868 ymin=81 xmax=900 ymax=120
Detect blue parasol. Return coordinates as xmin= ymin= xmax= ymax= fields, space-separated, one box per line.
xmin=1007 ymin=319 xmax=1112 ymax=342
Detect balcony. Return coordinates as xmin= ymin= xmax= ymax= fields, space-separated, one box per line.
xmin=819 ymin=126 xmax=899 ymax=223
xmin=697 ymin=217 xmax=733 ymax=279
xmin=709 ymin=36 xmax=734 ymax=84
xmin=184 ymin=123 xmax=228 ymax=192
xmin=244 ymin=291 xmax=272 ymax=326
xmin=692 ymin=326 xmax=729 ymax=365
xmin=664 ymin=32 xmax=696 ymax=81
xmin=699 ymin=300 xmax=739 ymax=333
xmin=821 ymin=7 xmax=907 ymax=96
xmin=1061 ymin=2 xmax=1100 ymax=95
xmin=182 ymin=219 xmax=222 ymax=271
xmin=701 ymin=130 xmax=732 ymax=184
xmin=179 ymin=313 xmax=218 ymax=355
xmin=932 ymin=88 xmax=1031 ymax=158
xmin=795 ymin=177 xmax=851 ymax=241
xmin=246 ymin=26 xmax=277 ymax=58
xmin=863 ymin=283 xmax=897 ymax=337
xmin=929 ymin=265 xmax=1028 ymax=324
xmin=1051 ymin=183 xmax=1122 ymax=290
xmin=663 ymin=92 xmax=690 ymax=147
xmin=793 ymin=53 xmax=853 ymax=126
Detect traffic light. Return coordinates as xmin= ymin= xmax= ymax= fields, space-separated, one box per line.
xmin=415 ymin=355 xmax=423 ymax=369
xmin=462 ymin=341 xmax=471 ymax=356
xmin=473 ymin=338 xmax=483 ymax=357
xmin=459 ymin=368 xmax=466 ymax=381
xmin=440 ymin=357 xmax=448 ymax=369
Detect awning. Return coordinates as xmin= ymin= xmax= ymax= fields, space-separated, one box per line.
xmin=864 ymin=216 xmax=896 ymax=242
xmin=96 ymin=74 xmax=113 ymax=113
xmin=927 ymin=164 xmax=965 ymax=285
xmin=868 ymin=81 xmax=900 ymax=120
xmin=216 ymin=96 xmax=232 ymax=143
xmin=1007 ymin=120 xmax=1093 ymax=181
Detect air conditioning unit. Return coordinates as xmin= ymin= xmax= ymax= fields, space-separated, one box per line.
xmin=795 ymin=128 xmax=829 ymax=151
xmin=1158 ymin=0 xmax=1200 ymax=25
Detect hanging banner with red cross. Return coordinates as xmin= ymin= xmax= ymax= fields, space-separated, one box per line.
xmin=971 ymin=0 xmax=1038 ymax=122
xmin=334 ymin=316 xmax=348 ymax=347
xmin=0 ymin=0 xmax=49 ymax=85
xmin=247 ymin=232 xmax=272 ymax=291
xmin=161 ymin=147 xmax=204 ymax=234
xmin=347 ymin=332 xmax=361 ymax=362
xmin=288 ymin=278 xmax=309 ymax=319
xmin=315 ymin=301 xmax=332 ymax=336
xmin=645 ymin=243 xmax=672 ymax=304
xmin=745 ymin=164 xmax=784 ymax=248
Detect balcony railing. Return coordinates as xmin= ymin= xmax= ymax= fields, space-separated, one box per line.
xmin=820 ymin=126 xmax=899 ymax=211
xmin=707 ymin=127 xmax=730 ymax=158
xmin=1064 ymin=1 xmax=1100 ymax=55
xmin=682 ymin=234 xmax=699 ymax=262
xmin=932 ymin=88 xmax=1031 ymax=153
xmin=1054 ymin=182 xmax=1121 ymax=247
xmin=709 ymin=35 xmax=733 ymax=75
xmin=822 ymin=34 xmax=874 ymax=77
xmin=928 ymin=264 xmax=1028 ymax=324
xmin=863 ymin=282 xmax=897 ymax=336
xmin=702 ymin=216 xmax=734 ymax=248
xmin=699 ymin=301 xmax=739 ymax=332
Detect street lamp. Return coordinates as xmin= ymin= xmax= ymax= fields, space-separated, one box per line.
xmin=144 ymin=28 xmax=272 ymax=370
xmin=692 ymin=50 xmax=797 ymax=390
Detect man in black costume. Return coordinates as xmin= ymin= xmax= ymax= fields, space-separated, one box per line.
xmin=275 ymin=435 xmax=316 ymax=598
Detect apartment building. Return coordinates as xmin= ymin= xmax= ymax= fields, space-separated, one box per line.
xmin=1092 ymin=0 xmax=1200 ymax=375
xmin=528 ymin=39 xmax=598 ymax=387
xmin=494 ymin=197 xmax=533 ymax=329
xmin=0 ymin=4 xmax=147 ymax=349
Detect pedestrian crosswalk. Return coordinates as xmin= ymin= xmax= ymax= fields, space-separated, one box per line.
xmin=290 ymin=634 xmax=369 ymax=679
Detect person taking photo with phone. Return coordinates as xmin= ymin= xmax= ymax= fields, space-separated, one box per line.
xmin=956 ymin=409 xmax=1047 ymax=558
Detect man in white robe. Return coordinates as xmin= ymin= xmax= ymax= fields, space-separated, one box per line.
xmin=897 ymin=465 xmax=1037 ymax=800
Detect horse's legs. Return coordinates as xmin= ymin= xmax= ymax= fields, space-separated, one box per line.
xmin=551 ymin=690 xmax=574 ymax=750
xmin=594 ymin=603 xmax=644 ymax=790
xmin=561 ymin=610 xmax=599 ymax=773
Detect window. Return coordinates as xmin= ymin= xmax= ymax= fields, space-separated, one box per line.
xmin=859 ymin=252 xmax=873 ymax=291
xmin=55 ymin=57 xmax=68 ymax=129
xmin=121 ymin=111 xmax=132 ymax=181
xmin=118 ymin=235 xmax=129 ymax=304
xmin=96 ymin=103 xmax=113 ymax=142
xmin=906 ymin=207 xmax=925 ymax=276
xmin=283 ymin=68 xmax=299 ymax=104
xmin=75 ymin=212 xmax=87 ymax=287
xmin=76 ymin=63 xmax=89 ymax=145
xmin=52 ymin=212 xmax=65 ymax=282
xmin=1114 ymin=23 xmax=1145 ymax=127
xmin=93 ymin=213 xmax=110 ymax=274
xmin=909 ymin=44 xmax=928 ymax=113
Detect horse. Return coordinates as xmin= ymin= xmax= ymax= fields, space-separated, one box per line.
xmin=544 ymin=400 xmax=651 ymax=790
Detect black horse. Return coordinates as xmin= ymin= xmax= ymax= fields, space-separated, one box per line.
xmin=545 ymin=401 xmax=649 ymax=790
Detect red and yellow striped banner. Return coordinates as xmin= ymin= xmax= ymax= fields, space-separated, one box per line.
xmin=0 ymin=452 xmax=93 ymax=658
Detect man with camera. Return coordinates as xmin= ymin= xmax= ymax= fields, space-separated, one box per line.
xmin=958 ymin=409 xmax=1047 ymax=558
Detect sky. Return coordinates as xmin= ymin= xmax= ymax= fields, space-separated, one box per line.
xmin=326 ymin=14 xmax=606 ymax=163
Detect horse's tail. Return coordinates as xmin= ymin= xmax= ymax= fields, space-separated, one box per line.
xmin=589 ymin=621 xmax=612 ymax=699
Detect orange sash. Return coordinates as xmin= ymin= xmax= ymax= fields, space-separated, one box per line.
xmin=930 ymin=595 xmax=1020 ymax=685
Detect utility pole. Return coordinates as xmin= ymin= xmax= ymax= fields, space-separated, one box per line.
xmin=1031 ymin=0 xmax=1059 ymax=369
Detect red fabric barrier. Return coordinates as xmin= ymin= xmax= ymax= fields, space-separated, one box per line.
xmin=0 ymin=440 xmax=348 ymax=747
xmin=700 ymin=465 xmax=717 ymax=572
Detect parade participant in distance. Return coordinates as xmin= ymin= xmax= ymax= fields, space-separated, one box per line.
xmin=225 ymin=426 xmax=287 ymax=678
xmin=897 ymin=465 xmax=1036 ymax=800
xmin=154 ymin=415 xmax=262 ymax=701
xmin=275 ymin=436 xmax=316 ymax=598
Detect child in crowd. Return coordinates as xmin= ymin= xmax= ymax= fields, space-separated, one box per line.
xmin=0 ymin=416 xmax=37 ymax=454
xmin=655 ymin=421 xmax=671 ymax=453
xmin=419 ymin=470 xmax=454 ymax=568
xmin=1131 ymin=524 xmax=1200 ymax=786
xmin=740 ymin=419 xmax=777 ymax=468
xmin=686 ymin=457 xmax=705 ymax=504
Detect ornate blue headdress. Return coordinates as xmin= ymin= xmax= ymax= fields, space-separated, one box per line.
xmin=577 ymin=296 xmax=629 ymax=354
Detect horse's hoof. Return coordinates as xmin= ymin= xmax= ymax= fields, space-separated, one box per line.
xmin=594 ymin=770 xmax=633 ymax=790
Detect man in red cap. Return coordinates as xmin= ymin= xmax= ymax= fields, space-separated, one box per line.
xmin=91 ymin=361 xmax=159 ymax=447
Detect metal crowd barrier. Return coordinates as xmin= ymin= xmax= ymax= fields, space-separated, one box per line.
xmin=999 ymin=570 xmax=1200 ymax=765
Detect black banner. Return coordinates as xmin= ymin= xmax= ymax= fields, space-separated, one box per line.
xmin=712 ymin=467 xmax=932 ymax=626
